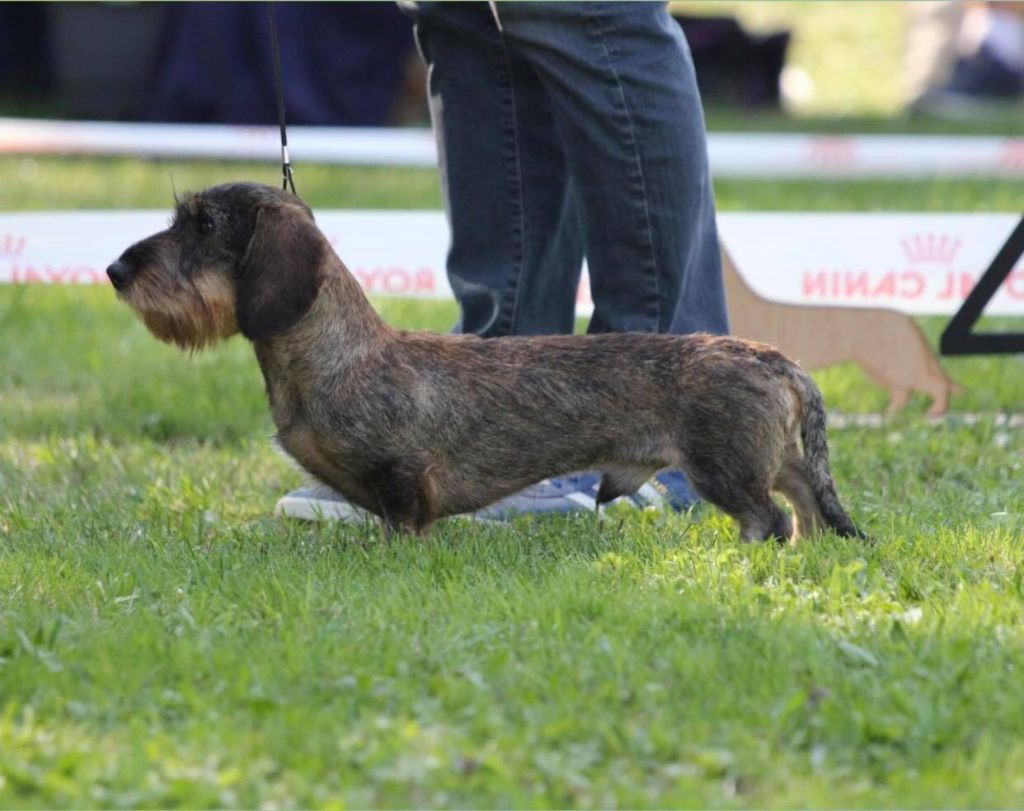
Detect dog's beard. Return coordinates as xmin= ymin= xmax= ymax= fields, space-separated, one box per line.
xmin=123 ymin=273 xmax=238 ymax=351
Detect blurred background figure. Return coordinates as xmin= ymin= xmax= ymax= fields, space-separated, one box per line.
xmin=0 ymin=3 xmax=51 ymax=113
xmin=0 ymin=2 xmax=791 ymax=123
xmin=2 ymin=2 xmax=1018 ymax=129
xmin=906 ymin=1 xmax=1024 ymax=116
xmin=145 ymin=3 xmax=417 ymax=125
xmin=0 ymin=2 xmax=421 ymax=125
xmin=668 ymin=12 xmax=790 ymax=110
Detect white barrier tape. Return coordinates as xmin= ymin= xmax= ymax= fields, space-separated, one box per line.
xmin=0 ymin=210 xmax=1021 ymax=316
xmin=827 ymin=412 xmax=1024 ymax=429
xmin=3 ymin=117 xmax=1024 ymax=178
xmin=0 ymin=118 xmax=439 ymax=165
xmin=711 ymin=132 xmax=1024 ymax=179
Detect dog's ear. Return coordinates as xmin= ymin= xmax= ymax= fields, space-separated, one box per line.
xmin=236 ymin=203 xmax=323 ymax=341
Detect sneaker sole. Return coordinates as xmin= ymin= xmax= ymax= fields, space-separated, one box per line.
xmin=274 ymin=494 xmax=370 ymax=523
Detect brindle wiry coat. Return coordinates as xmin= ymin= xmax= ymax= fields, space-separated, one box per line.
xmin=108 ymin=182 xmax=864 ymax=542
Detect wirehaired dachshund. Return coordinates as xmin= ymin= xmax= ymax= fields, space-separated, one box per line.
xmin=108 ymin=182 xmax=864 ymax=541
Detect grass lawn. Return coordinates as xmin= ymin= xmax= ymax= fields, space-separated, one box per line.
xmin=2 ymin=155 xmax=1024 ymax=808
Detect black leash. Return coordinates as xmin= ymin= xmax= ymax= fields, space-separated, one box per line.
xmin=267 ymin=3 xmax=297 ymax=195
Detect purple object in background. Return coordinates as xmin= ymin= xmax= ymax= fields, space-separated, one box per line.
xmin=147 ymin=3 xmax=416 ymax=126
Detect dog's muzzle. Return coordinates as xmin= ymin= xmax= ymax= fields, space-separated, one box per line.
xmin=106 ymin=259 xmax=134 ymax=291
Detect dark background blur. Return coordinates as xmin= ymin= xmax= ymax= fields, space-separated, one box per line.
xmin=0 ymin=3 xmax=421 ymax=124
xmin=0 ymin=2 xmax=789 ymax=126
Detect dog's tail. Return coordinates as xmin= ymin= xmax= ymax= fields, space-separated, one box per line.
xmin=794 ymin=368 xmax=867 ymax=539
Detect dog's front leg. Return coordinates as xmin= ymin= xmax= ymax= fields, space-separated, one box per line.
xmin=377 ymin=515 xmax=434 ymax=540
xmin=364 ymin=459 xmax=439 ymax=539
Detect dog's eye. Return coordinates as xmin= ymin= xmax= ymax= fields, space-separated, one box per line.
xmin=199 ymin=215 xmax=216 ymax=234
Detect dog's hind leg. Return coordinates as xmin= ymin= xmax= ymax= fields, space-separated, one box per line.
xmin=684 ymin=459 xmax=793 ymax=543
xmin=735 ymin=497 xmax=792 ymax=543
xmin=700 ymin=485 xmax=792 ymax=542
xmin=773 ymin=445 xmax=826 ymax=540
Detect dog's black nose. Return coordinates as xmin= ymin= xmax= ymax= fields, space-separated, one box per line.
xmin=106 ymin=259 xmax=133 ymax=291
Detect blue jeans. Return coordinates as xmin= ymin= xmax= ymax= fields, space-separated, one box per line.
xmin=410 ymin=1 xmax=729 ymax=337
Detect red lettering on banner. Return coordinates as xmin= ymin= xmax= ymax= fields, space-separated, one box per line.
xmin=938 ymin=272 xmax=978 ymax=300
xmin=807 ymin=137 xmax=857 ymax=167
xmin=384 ymin=269 xmax=409 ymax=294
xmin=352 ymin=266 xmax=441 ymax=295
xmin=846 ymin=272 xmax=870 ymax=297
xmin=900 ymin=272 xmax=925 ymax=298
xmin=1006 ymin=270 xmax=1024 ymax=298
xmin=70 ymin=268 xmax=107 ymax=284
xmin=352 ymin=268 xmax=374 ymax=290
xmin=414 ymin=268 xmax=435 ymax=294
xmin=9 ymin=264 xmax=106 ymax=284
xmin=802 ymin=271 xmax=827 ymax=297
xmin=235 ymin=126 xmax=274 ymax=141
xmin=872 ymin=273 xmax=896 ymax=298
xmin=802 ymin=270 xmax=933 ymax=301
xmin=1000 ymin=139 xmax=1024 ymax=170
xmin=0 ymin=233 xmax=27 ymax=259
xmin=901 ymin=233 xmax=960 ymax=265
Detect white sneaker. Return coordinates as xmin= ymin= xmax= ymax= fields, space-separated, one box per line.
xmin=274 ymin=485 xmax=371 ymax=522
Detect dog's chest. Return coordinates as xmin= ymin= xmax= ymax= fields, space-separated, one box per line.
xmin=277 ymin=421 xmax=344 ymax=479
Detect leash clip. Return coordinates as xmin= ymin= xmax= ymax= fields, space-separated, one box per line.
xmin=281 ymin=145 xmax=296 ymax=194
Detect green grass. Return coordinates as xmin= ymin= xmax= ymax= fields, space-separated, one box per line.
xmin=2 ymin=286 xmax=1023 ymax=808
xmin=2 ymin=153 xmax=1024 ymax=807
xmin=2 ymin=157 xmax=1023 ymax=214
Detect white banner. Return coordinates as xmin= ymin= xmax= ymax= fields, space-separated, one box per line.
xmin=3 ymin=117 xmax=1024 ymax=178
xmin=0 ymin=210 xmax=458 ymax=299
xmin=722 ymin=213 xmax=1024 ymax=315
xmin=0 ymin=210 xmax=1022 ymax=315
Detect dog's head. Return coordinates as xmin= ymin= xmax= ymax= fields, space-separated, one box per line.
xmin=107 ymin=182 xmax=323 ymax=350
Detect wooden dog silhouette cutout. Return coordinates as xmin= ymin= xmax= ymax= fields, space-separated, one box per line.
xmin=721 ymin=246 xmax=960 ymax=416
